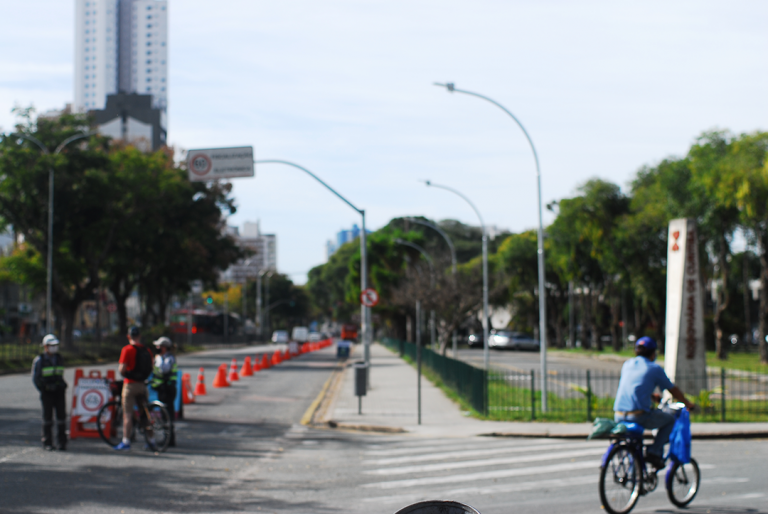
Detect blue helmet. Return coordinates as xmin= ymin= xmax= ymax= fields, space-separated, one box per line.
xmin=635 ymin=336 xmax=657 ymax=351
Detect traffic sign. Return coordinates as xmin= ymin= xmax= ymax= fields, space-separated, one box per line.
xmin=186 ymin=146 xmax=255 ymax=182
xmin=360 ymin=288 xmax=379 ymax=307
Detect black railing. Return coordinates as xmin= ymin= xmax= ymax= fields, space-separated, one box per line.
xmin=381 ymin=337 xmax=487 ymax=415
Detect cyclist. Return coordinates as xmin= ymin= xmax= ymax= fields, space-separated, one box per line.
xmin=150 ymin=336 xmax=177 ymax=447
xmin=114 ymin=326 xmax=155 ymax=451
xmin=614 ymin=336 xmax=693 ymax=469
xmin=32 ymin=334 xmax=67 ymax=451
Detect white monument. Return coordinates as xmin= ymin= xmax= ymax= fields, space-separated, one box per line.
xmin=664 ymin=218 xmax=707 ymax=396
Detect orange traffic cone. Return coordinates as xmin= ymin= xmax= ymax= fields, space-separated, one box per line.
xmin=182 ymin=373 xmax=195 ymax=404
xmin=283 ymin=349 xmax=291 ymax=360
xmin=261 ymin=354 xmax=269 ymax=369
xmin=228 ymin=359 xmax=240 ymax=382
xmin=272 ymin=351 xmax=281 ymax=365
xmin=212 ymin=364 xmax=230 ymax=388
xmin=194 ymin=367 xmax=207 ymax=395
xmin=240 ymin=356 xmax=253 ymax=377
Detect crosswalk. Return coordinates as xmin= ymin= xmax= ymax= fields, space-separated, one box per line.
xmin=359 ymin=436 xmax=607 ymax=507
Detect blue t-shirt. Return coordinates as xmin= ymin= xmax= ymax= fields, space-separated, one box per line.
xmin=613 ymin=356 xmax=674 ymax=412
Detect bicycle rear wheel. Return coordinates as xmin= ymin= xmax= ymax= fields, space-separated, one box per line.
xmin=599 ymin=445 xmax=642 ymax=514
xmin=96 ymin=400 xmax=124 ymax=447
xmin=666 ymin=458 xmax=700 ymax=507
xmin=144 ymin=401 xmax=171 ymax=452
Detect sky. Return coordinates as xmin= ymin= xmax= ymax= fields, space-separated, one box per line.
xmin=1 ymin=1 xmax=767 ymax=284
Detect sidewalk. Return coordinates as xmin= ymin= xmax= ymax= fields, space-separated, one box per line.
xmin=316 ymin=342 xmax=768 ymax=439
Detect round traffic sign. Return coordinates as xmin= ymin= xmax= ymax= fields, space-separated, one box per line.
xmin=360 ymin=288 xmax=379 ymax=307
xmin=80 ymin=389 xmax=105 ymax=413
xmin=189 ymin=153 xmax=212 ymax=176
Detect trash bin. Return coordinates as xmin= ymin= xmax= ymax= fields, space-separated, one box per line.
xmin=337 ymin=340 xmax=351 ymax=359
xmin=353 ymin=360 xmax=368 ymax=397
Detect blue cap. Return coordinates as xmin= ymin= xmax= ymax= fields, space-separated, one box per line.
xmin=636 ymin=336 xmax=657 ymax=351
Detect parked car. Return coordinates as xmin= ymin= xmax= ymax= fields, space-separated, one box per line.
xmin=308 ymin=332 xmax=323 ymax=342
xmin=488 ymin=329 xmax=540 ymax=351
xmin=271 ymin=330 xmax=289 ymax=344
xmin=467 ymin=333 xmax=484 ymax=348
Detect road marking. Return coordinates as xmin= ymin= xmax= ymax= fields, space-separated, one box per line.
xmin=362 ymin=475 xmax=597 ymax=504
xmin=0 ymin=447 xmax=35 ymax=464
xmin=364 ymin=459 xmax=599 ymax=489
xmin=703 ymin=477 xmax=748 ymax=484
xmin=364 ymin=438 xmax=555 ymax=456
xmin=365 ymin=441 xmax=605 ymax=466
xmin=365 ymin=447 xmax=606 ymax=476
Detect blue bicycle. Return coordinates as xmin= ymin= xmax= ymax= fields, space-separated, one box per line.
xmin=598 ymin=403 xmax=700 ymax=514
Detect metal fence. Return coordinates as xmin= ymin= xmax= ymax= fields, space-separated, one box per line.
xmin=488 ymin=368 xmax=768 ymax=422
xmin=381 ymin=338 xmax=487 ymax=415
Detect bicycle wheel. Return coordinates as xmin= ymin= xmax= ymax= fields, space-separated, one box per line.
xmin=96 ymin=400 xmax=124 ymax=447
xmin=599 ymin=445 xmax=642 ymax=514
xmin=144 ymin=401 xmax=171 ymax=452
xmin=666 ymin=458 xmax=700 ymax=507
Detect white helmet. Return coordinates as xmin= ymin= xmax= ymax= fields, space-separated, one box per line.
xmin=153 ymin=336 xmax=172 ymax=348
xmin=42 ymin=334 xmax=60 ymax=346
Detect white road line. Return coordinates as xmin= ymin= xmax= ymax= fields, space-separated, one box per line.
xmin=366 ymin=441 xmax=605 ymax=466
xmin=703 ymin=477 xmax=749 ymax=484
xmin=363 ymin=438 xmax=558 ymax=456
xmin=365 ymin=447 xmax=606 ymax=476
xmin=0 ymin=447 xmax=35 ymax=464
xmin=364 ymin=459 xmax=600 ymax=489
xmin=362 ymin=475 xmax=597 ymax=504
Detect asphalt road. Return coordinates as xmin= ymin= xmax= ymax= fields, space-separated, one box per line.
xmin=1 ymin=344 xmax=767 ymax=514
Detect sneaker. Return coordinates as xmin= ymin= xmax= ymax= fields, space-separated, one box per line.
xmin=113 ymin=441 xmax=131 ymax=451
xmin=43 ymin=445 xmax=54 ymax=452
xmin=646 ymin=452 xmax=665 ymax=469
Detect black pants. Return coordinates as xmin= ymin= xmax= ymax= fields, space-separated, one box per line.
xmin=40 ymin=390 xmax=67 ymax=448
xmin=156 ymin=385 xmax=176 ymax=446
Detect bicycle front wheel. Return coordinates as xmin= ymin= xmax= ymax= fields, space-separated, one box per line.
xmin=666 ymin=458 xmax=700 ymax=507
xmin=144 ymin=401 xmax=171 ymax=452
xmin=96 ymin=400 xmax=124 ymax=447
xmin=599 ymin=445 xmax=642 ymax=514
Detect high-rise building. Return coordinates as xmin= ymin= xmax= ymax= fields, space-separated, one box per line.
xmin=74 ymin=0 xmax=168 ymax=113
xmin=325 ymin=224 xmax=370 ymax=260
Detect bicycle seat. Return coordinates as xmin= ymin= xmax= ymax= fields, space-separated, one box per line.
xmin=611 ymin=421 xmax=645 ymax=436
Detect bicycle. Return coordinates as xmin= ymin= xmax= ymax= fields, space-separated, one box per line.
xmin=598 ymin=402 xmax=700 ymax=514
xmin=96 ymin=380 xmax=172 ymax=452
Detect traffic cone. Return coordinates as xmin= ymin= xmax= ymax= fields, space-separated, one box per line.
xmin=194 ymin=367 xmax=207 ymax=395
xmin=283 ymin=349 xmax=291 ymax=360
xmin=272 ymin=351 xmax=281 ymax=365
xmin=228 ymin=359 xmax=240 ymax=382
xmin=240 ymin=356 xmax=253 ymax=377
xmin=261 ymin=353 xmax=270 ymax=369
xmin=182 ymin=373 xmax=195 ymax=404
xmin=252 ymin=356 xmax=261 ymax=372
xmin=212 ymin=364 xmax=230 ymax=388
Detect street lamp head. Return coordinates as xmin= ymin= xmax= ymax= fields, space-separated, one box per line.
xmin=424 ymin=180 xmax=431 ymax=187
xmin=432 ymin=82 xmax=455 ymax=92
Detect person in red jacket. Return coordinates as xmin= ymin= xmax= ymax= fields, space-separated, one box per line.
xmin=114 ymin=326 xmax=155 ymax=451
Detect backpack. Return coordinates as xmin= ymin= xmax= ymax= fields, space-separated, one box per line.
xmin=124 ymin=345 xmax=153 ymax=381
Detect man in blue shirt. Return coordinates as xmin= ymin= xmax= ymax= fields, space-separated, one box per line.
xmin=614 ymin=337 xmax=693 ymax=469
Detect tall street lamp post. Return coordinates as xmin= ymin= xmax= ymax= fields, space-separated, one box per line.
xmin=10 ymin=131 xmax=93 ymax=335
xmin=255 ymin=160 xmax=371 ymax=366
xmin=433 ymin=82 xmax=548 ymax=411
xmin=423 ymin=181 xmax=490 ymax=370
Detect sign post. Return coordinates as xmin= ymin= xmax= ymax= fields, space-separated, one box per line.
xmin=664 ymin=218 xmax=707 ymax=396
xmin=187 ymin=146 xmax=254 ymax=182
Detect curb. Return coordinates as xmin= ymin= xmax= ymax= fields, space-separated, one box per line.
xmin=483 ymin=431 xmax=768 ymax=440
xmin=326 ymin=421 xmax=407 ymax=434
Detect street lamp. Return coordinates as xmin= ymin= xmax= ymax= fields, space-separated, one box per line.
xmin=256 ymin=268 xmax=273 ymax=342
xmin=254 ymin=160 xmax=371 ymax=366
xmin=433 ymin=81 xmax=549 ymax=412
xmin=10 ymin=131 xmax=93 ymax=335
xmin=423 ymin=180 xmax=490 ymax=371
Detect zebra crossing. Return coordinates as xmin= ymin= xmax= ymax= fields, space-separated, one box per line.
xmin=359 ymin=436 xmax=606 ymax=507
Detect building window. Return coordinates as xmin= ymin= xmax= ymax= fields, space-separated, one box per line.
xmin=147 ymin=42 xmax=151 ymax=46
xmin=161 ymin=87 xmax=165 ymax=91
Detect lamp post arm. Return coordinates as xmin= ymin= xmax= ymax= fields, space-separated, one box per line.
xmin=433 ymin=83 xmax=541 ymax=178
xmin=423 ymin=180 xmax=485 ymax=233
xmin=9 ymin=133 xmax=49 ymax=154
xmin=405 ymin=217 xmax=457 ymax=274
xmin=255 ymin=159 xmax=363 ymax=215
xmin=55 ymin=132 xmax=94 ymax=155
